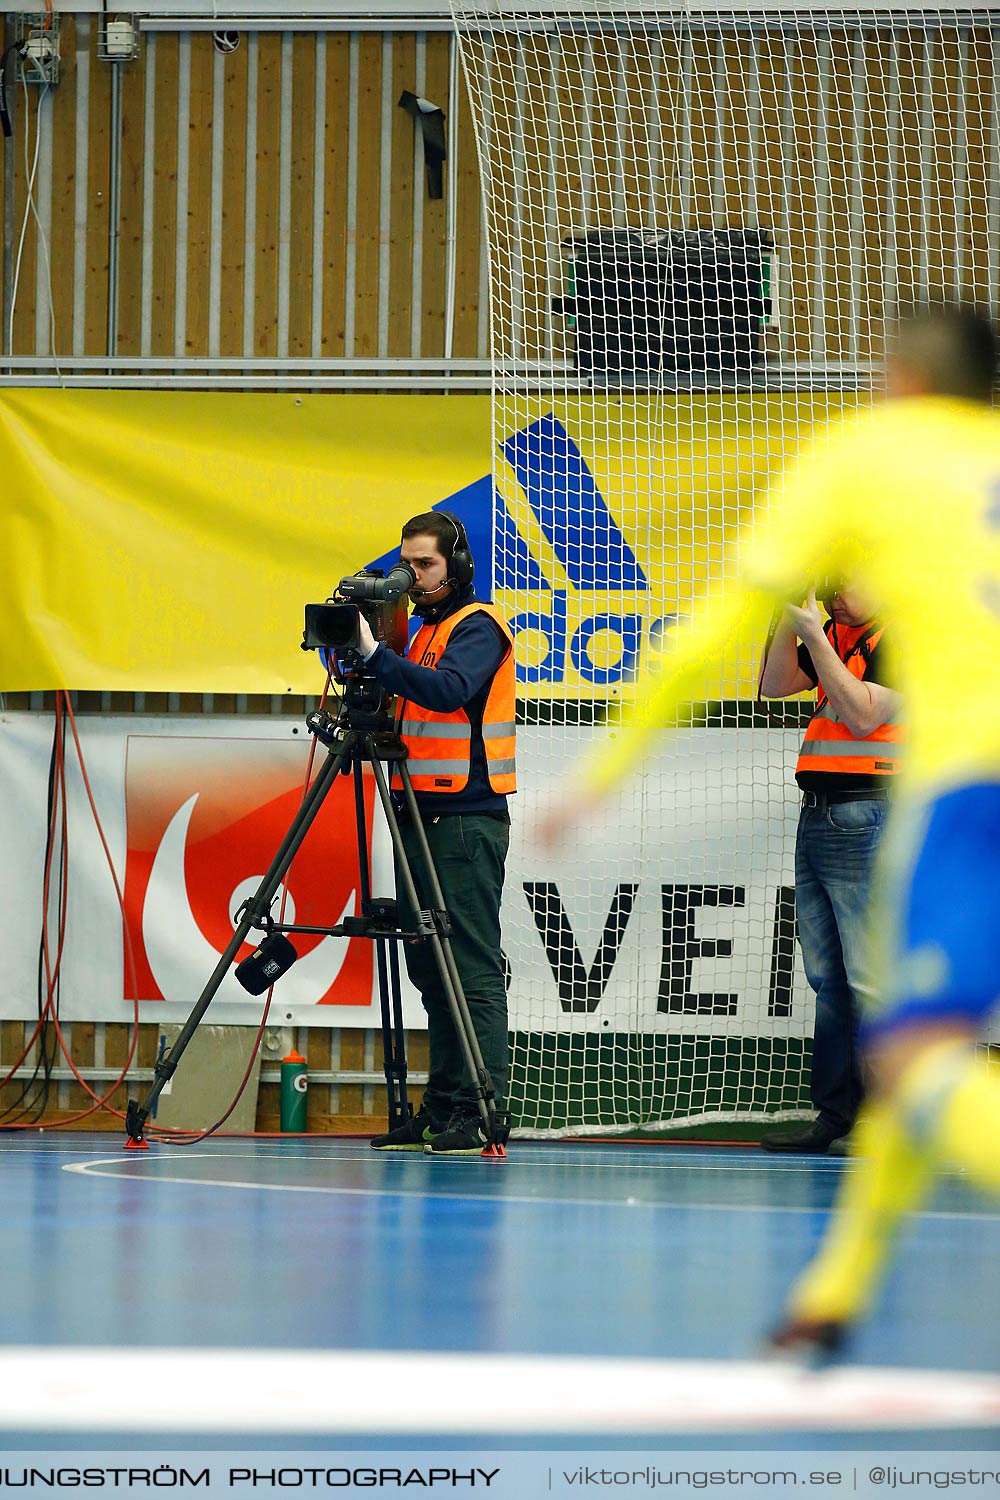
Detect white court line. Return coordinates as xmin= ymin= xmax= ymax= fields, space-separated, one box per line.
xmin=1 ymin=1139 xmax=848 ymax=1170
xmin=62 ymin=1156 xmax=1000 ymax=1221
xmin=2 ymin=1346 xmax=1000 ymax=1435
xmin=59 ymin=1145 xmax=967 ymax=1188
xmin=0 ymin=1146 xmax=127 ymax=1156
xmin=104 ymin=1143 xmax=851 ymax=1174
xmin=237 ymin=1144 xmax=994 ymax=1187
xmin=22 ymin=1139 xmax=837 ymax=1171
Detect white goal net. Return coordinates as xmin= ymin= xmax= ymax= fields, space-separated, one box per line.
xmin=451 ymin=0 xmax=999 ymax=1132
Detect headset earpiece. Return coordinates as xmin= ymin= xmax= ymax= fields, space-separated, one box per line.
xmin=440 ymin=511 xmax=475 ymax=588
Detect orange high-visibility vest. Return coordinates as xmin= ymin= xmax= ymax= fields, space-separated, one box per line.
xmin=795 ymin=620 xmax=907 ymax=778
xmin=397 ymin=603 xmax=517 ymax=795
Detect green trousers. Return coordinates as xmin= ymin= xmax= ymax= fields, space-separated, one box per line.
xmin=396 ymin=811 xmax=510 ymax=1121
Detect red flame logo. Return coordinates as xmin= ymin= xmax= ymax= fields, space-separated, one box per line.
xmin=122 ymin=735 xmax=375 ymax=1006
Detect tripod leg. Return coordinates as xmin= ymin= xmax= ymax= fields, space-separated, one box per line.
xmin=387 ymin=937 xmax=409 ymax=1124
xmin=355 ymin=761 xmax=408 ymax=1131
xmin=365 ymin=748 xmax=501 ymax=1144
xmin=125 ymin=738 xmax=353 ymax=1144
xmin=373 ymin=934 xmax=408 ymax=1131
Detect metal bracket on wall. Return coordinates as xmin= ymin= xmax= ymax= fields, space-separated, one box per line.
xmin=98 ymin=14 xmax=141 ymax=62
xmin=14 ymin=13 xmax=60 ymax=86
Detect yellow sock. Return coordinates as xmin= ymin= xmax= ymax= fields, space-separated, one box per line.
xmin=789 ymin=1096 xmax=935 ymax=1325
xmin=788 ymin=1038 xmax=1000 ymax=1327
xmin=928 ymin=1048 xmax=1000 ymax=1192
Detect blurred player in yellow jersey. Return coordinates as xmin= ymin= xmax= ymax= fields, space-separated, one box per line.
xmin=542 ymin=305 xmax=1000 ymax=1354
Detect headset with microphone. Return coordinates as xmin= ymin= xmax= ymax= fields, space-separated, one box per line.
xmin=411 ymin=511 xmax=475 ymax=601
xmin=440 ymin=511 xmax=475 ymax=588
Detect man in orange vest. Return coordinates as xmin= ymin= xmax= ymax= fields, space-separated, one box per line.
xmin=759 ymin=579 xmax=904 ymax=1155
xmin=354 ymin=510 xmax=517 ymax=1158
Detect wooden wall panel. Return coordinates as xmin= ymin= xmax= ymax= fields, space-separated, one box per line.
xmin=823 ymin=35 xmax=849 ymax=362
xmin=252 ymin=33 xmax=281 ymax=357
xmin=787 ymin=38 xmax=819 ymax=360
xmin=352 ymin=33 xmax=382 ymax=359
xmin=855 ymin=28 xmax=879 ymax=357
xmin=49 ymin=16 xmax=79 ymax=359
xmin=2 ymin=16 xmax=998 ymax=375
xmin=719 ymin=34 xmax=751 ymax=228
xmin=219 ymin=38 xmax=249 ymax=358
xmin=11 ymin=59 xmax=39 ymax=355
xmin=453 ymin=45 xmax=483 ymax=360
xmin=893 ymin=32 xmax=924 ymax=316
xmin=289 ymin=32 xmax=317 ymax=358
xmin=422 ymin=32 xmax=453 ymax=359
xmin=688 ymin=33 xmax=718 ymax=229
xmin=84 ymin=21 xmax=111 ymax=356
xmin=116 ymin=28 xmax=148 ymax=355
xmin=150 ymin=32 xmax=178 ymax=356
xmin=964 ymin=31 xmax=994 ymax=307
xmin=388 ymin=32 xmax=416 ymax=358
xmin=320 ymin=33 xmax=351 ymax=357
xmin=754 ymin=34 xmax=788 ymax=359
xmin=519 ymin=36 xmax=556 ymax=364
xmin=185 ymin=34 xmax=215 ymax=357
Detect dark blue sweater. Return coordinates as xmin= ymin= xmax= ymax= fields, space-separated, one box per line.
xmin=366 ymin=585 xmax=512 ymax=818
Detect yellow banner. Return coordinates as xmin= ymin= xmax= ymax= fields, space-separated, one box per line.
xmin=0 ymin=389 xmax=859 ymax=695
xmin=0 ymin=390 xmax=493 ymax=693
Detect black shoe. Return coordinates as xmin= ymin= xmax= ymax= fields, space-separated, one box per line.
xmin=370 ymin=1106 xmax=442 ymax=1151
xmin=424 ymin=1112 xmax=490 ymax=1158
xmin=760 ymin=1120 xmax=848 ymax=1154
xmin=765 ymin=1315 xmax=848 ymax=1363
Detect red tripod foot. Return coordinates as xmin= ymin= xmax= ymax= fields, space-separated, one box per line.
xmin=123 ymin=1136 xmax=150 ymax=1151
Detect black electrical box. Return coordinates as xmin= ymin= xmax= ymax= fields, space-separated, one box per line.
xmin=553 ymin=227 xmax=774 ymax=384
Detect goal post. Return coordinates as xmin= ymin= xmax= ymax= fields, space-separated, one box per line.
xmin=451 ymin=0 xmax=999 ymax=1132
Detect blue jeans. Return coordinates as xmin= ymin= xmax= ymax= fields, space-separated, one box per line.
xmin=795 ymin=795 xmax=887 ymax=1134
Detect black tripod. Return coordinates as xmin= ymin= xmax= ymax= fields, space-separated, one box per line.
xmin=124 ymin=678 xmax=511 ymax=1157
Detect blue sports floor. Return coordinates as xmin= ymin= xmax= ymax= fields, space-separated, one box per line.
xmin=1 ymin=1134 xmax=999 ymax=1451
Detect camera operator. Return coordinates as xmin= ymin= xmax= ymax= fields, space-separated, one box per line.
xmin=759 ymin=580 xmax=904 ymax=1155
xmin=353 ymin=511 xmax=516 ymax=1158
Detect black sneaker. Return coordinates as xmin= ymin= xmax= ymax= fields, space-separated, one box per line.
xmin=765 ymin=1315 xmax=848 ymax=1363
xmin=424 ymin=1113 xmax=489 ymax=1158
xmin=760 ymin=1120 xmax=848 ymax=1155
xmin=370 ymin=1107 xmax=441 ymax=1151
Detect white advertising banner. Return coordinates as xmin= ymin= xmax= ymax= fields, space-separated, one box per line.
xmin=0 ymin=713 xmax=814 ymax=1034
xmin=514 ymin=726 xmax=813 ymax=1038
xmin=0 ymin=714 xmax=416 ymax=1029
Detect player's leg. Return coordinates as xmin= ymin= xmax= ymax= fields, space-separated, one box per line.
xmin=770 ymin=784 xmax=1000 ymax=1350
xmin=775 ymin=1076 xmax=936 ymax=1343
xmin=875 ymin=783 xmax=1000 ymax=1193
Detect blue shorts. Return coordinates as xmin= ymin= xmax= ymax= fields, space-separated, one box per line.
xmin=864 ymin=782 xmax=1000 ymax=1041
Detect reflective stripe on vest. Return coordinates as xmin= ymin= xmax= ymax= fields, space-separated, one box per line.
xmin=397 ymin=603 xmax=517 ymax=795
xmin=795 ymin=620 xmax=907 ymax=778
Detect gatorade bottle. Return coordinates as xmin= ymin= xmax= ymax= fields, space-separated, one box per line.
xmin=280 ymin=1048 xmax=308 ymax=1132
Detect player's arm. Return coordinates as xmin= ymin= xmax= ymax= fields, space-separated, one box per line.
xmin=581 ymin=427 xmax=862 ymax=802
xmin=579 ymin=585 xmax=768 ymax=800
xmin=537 ymin=417 xmax=860 ymax=845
